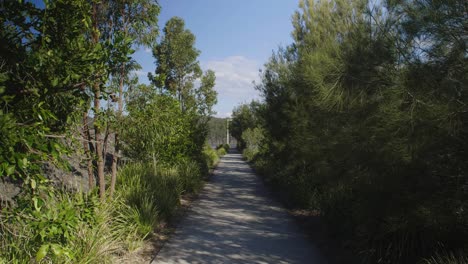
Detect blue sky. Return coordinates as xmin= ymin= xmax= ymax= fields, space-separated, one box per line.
xmin=134 ymin=0 xmax=299 ymax=117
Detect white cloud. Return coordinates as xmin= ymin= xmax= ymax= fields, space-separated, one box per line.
xmin=202 ymin=56 xmax=261 ymax=105
xmin=215 ymin=112 xmax=232 ymax=118
xmin=144 ymin=47 xmax=152 ymax=54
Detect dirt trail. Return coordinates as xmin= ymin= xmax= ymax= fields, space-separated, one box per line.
xmin=152 ymin=151 xmax=326 ymax=264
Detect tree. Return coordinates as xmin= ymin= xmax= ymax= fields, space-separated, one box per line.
xmin=74 ymin=0 xmax=161 ymax=199
xmin=150 ymin=17 xmax=203 ymax=111
xmin=122 ymin=84 xmax=192 ymax=166
xmin=101 ymin=0 xmax=160 ymax=196
xmin=196 ymin=70 xmax=218 ymax=117
xmin=230 ymin=102 xmax=261 ymax=149
xmin=0 ymin=0 xmax=101 ymax=188
xmin=249 ymin=0 xmax=468 ymax=262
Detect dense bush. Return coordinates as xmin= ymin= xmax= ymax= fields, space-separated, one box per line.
xmin=0 ymin=159 xmax=209 ymax=263
xmin=231 ymin=0 xmax=468 ymax=263
xmin=216 ymin=148 xmax=227 ymax=157
xmin=0 ymin=189 xmax=142 ymax=263
xmin=122 ymin=90 xmax=196 ymax=165
xmin=203 ymin=144 xmax=219 ymax=169
xmin=117 ymin=163 xmax=181 ymax=232
xmin=215 ymin=143 xmax=230 ymax=156
xmin=0 ymin=1 xmax=217 ymax=263
xmin=223 ymin=144 xmax=230 ymax=151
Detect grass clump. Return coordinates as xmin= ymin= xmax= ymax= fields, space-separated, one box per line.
xmin=216 ymin=147 xmax=227 ymax=157
xmin=0 ymin=189 xmax=142 ymax=264
xmin=0 ymin=160 xmax=207 ymax=263
xmin=424 ymin=251 xmax=468 ymax=264
xmin=203 ymin=144 xmax=219 ymax=169
xmin=117 ymin=162 xmax=181 ymax=229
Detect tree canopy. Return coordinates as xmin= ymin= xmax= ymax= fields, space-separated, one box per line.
xmin=231 ymin=0 xmax=468 ymax=262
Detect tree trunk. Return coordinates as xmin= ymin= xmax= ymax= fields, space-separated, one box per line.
xmin=92 ymin=2 xmax=105 ymax=200
xmin=110 ymin=6 xmax=128 ymax=197
xmin=110 ymin=134 xmax=118 ymax=196
xmin=83 ymin=110 xmax=94 ymax=190
xmin=94 ymin=86 xmax=105 ymax=200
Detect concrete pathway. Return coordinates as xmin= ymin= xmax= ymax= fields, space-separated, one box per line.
xmin=152 ymin=151 xmax=326 ymax=264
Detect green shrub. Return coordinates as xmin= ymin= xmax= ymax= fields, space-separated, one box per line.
xmin=117 ymin=163 xmax=182 ymax=226
xmin=215 ymin=144 xmax=229 ymax=154
xmin=176 ymin=159 xmax=203 ymax=193
xmin=216 ymin=148 xmax=227 ymax=157
xmin=0 ymin=190 xmax=142 ymax=264
xmin=223 ymin=144 xmax=230 ymax=151
xmin=203 ymin=144 xmax=219 ymax=169
xmin=242 ymin=148 xmax=258 ymax=162
xmin=0 ymin=159 xmax=208 ymax=263
xmin=122 ymin=94 xmax=195 ymax=165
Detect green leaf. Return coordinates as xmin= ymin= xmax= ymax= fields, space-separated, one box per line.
xmin=21 ymin=157 xmax=28 ymax=169
xmin=6 ymin=165 xmax=15 ymax=176
xmin=31 ymin=178 xmax=37 ymax=189
xmin=36 ymin=244 xmax=50 ymax=262
xmin=51 ymin=78 xmax=59 ymax=87
xmin=50 ymin=244 xmax=63 ymax=256
xmin=33 ymin=197 xmax=39 ymax=211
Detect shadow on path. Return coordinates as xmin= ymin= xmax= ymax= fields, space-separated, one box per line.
xmin=152 ymin=151 xmax=326 ymax=264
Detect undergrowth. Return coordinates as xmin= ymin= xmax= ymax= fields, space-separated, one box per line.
xmin=0 ymin=148 xmax=219 ymax=263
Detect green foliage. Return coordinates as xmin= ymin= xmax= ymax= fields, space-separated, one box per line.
xmin=0 ymin=188 xmax=144 ymax=263
xmin=149 ymin=17 xmax=217 ymax=115
xmin=117 ymin=163 xmax=181 ymax=230
xmin=246 ymin=0 xmax=468 ymax=263
xmin=151 ymin=17 xmax=201 ymax=96
xmin=215 ymin=144 xmax=230 ymax=155
xmin=239 ymin=127 xmax=264 ymax=162
xmin=0 ymin=160 xmax=207 ymax=263
xmin=216 ymin=148 xmax=227 ymax=157
xmin=203 ymin=144 xmax=219 ymax=169
xmin=223 ymin=144 xmax=230 ymax=151
xmin=230 ymin=102 xmax=262 ymax=150
xmin=175 ymin=159 xmax=204 ymax=194
xmin=196 ymin=70 xmax=218 ymax=116
xmin=116 ymin=160 xmax=205 ymax=235
xmin=242 ymin=148 xmax=257 ymax=163
xmin=122 ymin=89 xmax=194 ymax=165
xmin=0 ymin=0 xmax=99 ymax=182
xmin=0 ymin=1 xmax=215 ymax=263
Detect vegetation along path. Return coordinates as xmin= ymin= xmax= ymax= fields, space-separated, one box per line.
xmin=152 ymin=151 xmax=325 ymax=264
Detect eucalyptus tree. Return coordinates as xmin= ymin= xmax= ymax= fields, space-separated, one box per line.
xmin=72 ymin=0 xmax=160 ymax=199
xmin=196 ymin=70 xmax=218 ymax=117
xmin=151 ymin=17 xmax=201 ymax=110
xmin=100 ymin=0 xmax=160 ymax=196
xmin=150 ymin=17 xmax=216 ymax=115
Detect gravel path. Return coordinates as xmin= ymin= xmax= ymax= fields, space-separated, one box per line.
xmin=152 ymin=151 xmax=326 ymax=264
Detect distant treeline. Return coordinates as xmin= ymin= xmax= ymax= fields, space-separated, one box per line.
xmin=207 ymin=117 xmax=236 ymax=148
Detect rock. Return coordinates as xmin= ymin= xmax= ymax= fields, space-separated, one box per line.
xmin=0 ymin=179 xmax=21 ymax=208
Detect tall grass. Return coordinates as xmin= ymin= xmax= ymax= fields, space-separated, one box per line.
xmin=0 ymin=190 xmax=142 ymax=263
xmin=424 ymin=251 xmax=468 ymax=264
xmin=203 ymin=144 xmax=219 ymax=169
xmin=116 ymin=162 xmax=181 ymax=233
xmin=0 ymin=157 xmax=213 ymax=263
